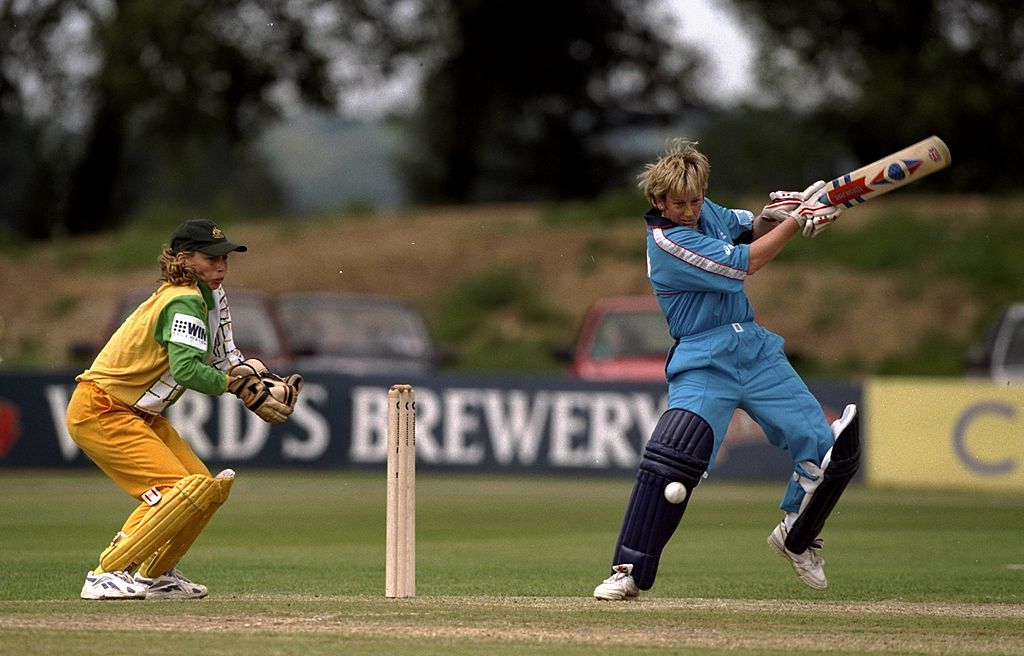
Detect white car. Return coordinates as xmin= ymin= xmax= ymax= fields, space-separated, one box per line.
xmin=964 ymin=302 xmax=1024 ymax=382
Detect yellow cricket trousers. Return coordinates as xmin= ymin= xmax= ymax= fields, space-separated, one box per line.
xmin=66 ymin=381 xmax=211 ymax=536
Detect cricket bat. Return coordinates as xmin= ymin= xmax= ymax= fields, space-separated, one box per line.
xmin=818 ymin=135 xmax=951 ymax=208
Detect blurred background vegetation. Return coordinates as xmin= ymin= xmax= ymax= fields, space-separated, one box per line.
xmin=1 ymin=0 xmax=1022 ymax=375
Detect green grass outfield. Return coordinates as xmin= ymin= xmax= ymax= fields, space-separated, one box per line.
xmin=1 ymin=471 xmax=1021 ymax=655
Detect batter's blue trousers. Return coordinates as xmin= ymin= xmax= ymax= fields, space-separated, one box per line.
xmin=666 ymin=321 xmax=833 ymax=512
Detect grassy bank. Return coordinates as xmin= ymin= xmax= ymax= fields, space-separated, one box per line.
xmin=1 ymin=195 xmax=1022 ymax=376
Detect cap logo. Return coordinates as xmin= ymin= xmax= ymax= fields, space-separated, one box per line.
xmin=212 ymin=227 xmax=225 ymax=240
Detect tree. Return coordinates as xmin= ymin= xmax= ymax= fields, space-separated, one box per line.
xmin=333 ymin=0 xmax=708 ymax=203
xmin=0 ymin=1 xmax=73 ymax=238
xmin=2 ymin=0 xmax=712 ymax=237
xmin=728 ymin=0 xmax=1024 ymax=192
xmin=1 ymin=0 xmax=339 ymax=238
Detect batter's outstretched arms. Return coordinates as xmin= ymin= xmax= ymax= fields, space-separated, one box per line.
xmin=747 ymin=214 xmax=799 ymax=274
xmin=748 ymin=180 xmax=842 ymax=273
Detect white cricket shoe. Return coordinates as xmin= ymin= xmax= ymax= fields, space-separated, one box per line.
xmin=593 ymin=563 xmax=640 ymax=600
xmin=80 ymin=570 xmax=146 ymax=600
xmin=134 ymin=568 xmax=209 ymax=599
xmin=767 ymin=522 xmax=827 ymax=589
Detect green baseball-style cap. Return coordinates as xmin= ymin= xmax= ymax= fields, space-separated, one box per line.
xmin=169 ymin=219 xmax=247 ymax=256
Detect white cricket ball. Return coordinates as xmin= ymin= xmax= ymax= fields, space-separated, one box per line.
xmin=663 ymin=482 xmax=688 ymax=504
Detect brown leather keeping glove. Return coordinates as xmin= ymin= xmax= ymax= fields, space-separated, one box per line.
xmin=228 ymin=359 xmax=303 ymax=424
xmin=228 ymin=357 xmax=272 ymax=379
xmin=228 ymin=375 xmax=293 ymax=424
xmin=280 ymin=373 xmax=304 ymax=412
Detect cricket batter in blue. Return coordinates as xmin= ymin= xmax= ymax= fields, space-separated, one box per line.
xmin=593 ymin=139 xmax=861 ymax=600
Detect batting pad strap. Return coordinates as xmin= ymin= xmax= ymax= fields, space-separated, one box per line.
xmin=786 ymin=404 xmax=861 ymax=554
xmin=613 ymin=409 xmax=713 ymax=590
xmin=99 ymin=474 xmax=219 ymax=573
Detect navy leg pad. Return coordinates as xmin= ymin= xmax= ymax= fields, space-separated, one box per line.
xmin=786 ymin=407 xmax=861 ymax=554
xmin=612 ymin=409 xmax=713 ymax=590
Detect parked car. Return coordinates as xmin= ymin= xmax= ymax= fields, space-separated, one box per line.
xmin=561 ymin=295 xmax=672 ymax=381
xmin=71 ymin=288 xmax=292 ymax=371
xmin=964 ymin=302 xmax=1024 ymax=382
xmin=275 ymin=292 xmax=445 ymax=375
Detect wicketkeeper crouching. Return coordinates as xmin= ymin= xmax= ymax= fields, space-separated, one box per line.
xmin=65 ymin=218 xmax=303 ymax=600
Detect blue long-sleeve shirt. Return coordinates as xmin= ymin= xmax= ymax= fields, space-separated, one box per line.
xmin=645 ymin=199 xmax=757 ymax=338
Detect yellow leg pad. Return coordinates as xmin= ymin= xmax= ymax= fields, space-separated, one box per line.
xmin=140 ymin=473 xmax=235 ymax=577
xmin=99 ymin=474 xmax=219 ymax=573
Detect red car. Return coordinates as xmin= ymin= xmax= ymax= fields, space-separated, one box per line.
xmin=566 ymin=296 xmax=672 ymax=382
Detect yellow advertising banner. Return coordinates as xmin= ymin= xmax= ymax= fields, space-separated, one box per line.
xmin=866 ymin=378 xmax=1024 ymax=492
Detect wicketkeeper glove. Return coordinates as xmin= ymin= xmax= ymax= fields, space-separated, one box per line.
xmin=227 ymin=357 xmax=272 ymax=379
xmin=227 ymin=359 xmax=304 ymax=424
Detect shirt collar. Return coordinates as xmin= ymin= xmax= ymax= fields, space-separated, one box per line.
xmin=644 ymin=208 xmax=676 ymax=228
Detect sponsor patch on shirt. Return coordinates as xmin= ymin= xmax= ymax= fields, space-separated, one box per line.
xmin=170 ymin=312 xmax=208 ymax=350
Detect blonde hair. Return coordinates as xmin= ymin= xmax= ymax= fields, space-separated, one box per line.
xmin=637 ymin=138 xmax=710 ymax=206
xmin=158 ymin=247 xmax=199 ymax=286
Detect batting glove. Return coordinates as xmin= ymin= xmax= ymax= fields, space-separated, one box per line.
xmin=788 ymin=180 xmax=843 ymax=237
xmin=796 ymin=205 xmax=843 ymax=237
xmin=760 ymin=189 xmax=803 ymax=224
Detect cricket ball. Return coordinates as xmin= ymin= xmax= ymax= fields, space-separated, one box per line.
xmin=663 ymin=482 xmax=688 ymax=504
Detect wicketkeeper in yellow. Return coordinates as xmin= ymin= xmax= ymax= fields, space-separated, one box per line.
xmin=66 ymin=219 xmax=303 ymax=600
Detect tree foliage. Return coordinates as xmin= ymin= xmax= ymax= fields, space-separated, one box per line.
xmin=0 ymin=0 xmax=339 ymax=238
xmin=728 ymin=0 xmax=1024 ymax=192
xmin=334 ymin=0 xmax=707 ymax=203
xmin=10 ymin=0 xmax=1015 ymax=240
xmin=2 ymin=0 xmax=709 ymax=237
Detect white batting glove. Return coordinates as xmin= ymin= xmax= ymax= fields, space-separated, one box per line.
xmin=761 ymin=180 xmax=826 ymax=224
xmin=789 ymin=180 xmax=843 ymax=237
xmin=760 ymin=192 xmax=802 ymax=225
xmin=798 ymin=205 xmax=843 ymax=237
